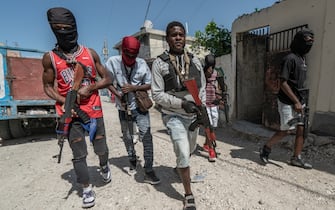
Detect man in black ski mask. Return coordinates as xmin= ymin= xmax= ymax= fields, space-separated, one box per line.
xmin=259 ymin=29 xmax=314 ymax=169
xmin=47 ymin=7 xmax=78 ymax=53
xmin=42 ymin=7 xmax=112 ymax=208
xmin=290 ymin=30 xmax=314 ymax=56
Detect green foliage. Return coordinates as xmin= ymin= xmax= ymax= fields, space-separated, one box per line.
xmin=191 ymin=21 xmax=231 ymax=57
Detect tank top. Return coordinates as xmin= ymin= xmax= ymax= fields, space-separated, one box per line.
xmin=49 ymin=45 xmax=103 ymax=118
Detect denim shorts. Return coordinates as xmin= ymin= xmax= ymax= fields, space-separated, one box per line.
xmin=277 ymin=99 xmax=302 ymax=131
xmin=163 ymin=115 xmax=198 ymax=168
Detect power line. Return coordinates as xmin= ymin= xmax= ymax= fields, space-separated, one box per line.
xmin=152 ymin=0 xmax=171 ymax=22
xmin=143 ymin=0 xmax=151 ymax=22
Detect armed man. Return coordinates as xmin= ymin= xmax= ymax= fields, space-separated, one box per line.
xmin=259 ymin=29 xmax=314 ymax=169
xmin=151 ymin=21 xmax=206 ymax=210
xmin=42 ymin=7 xmax=112 ymax=208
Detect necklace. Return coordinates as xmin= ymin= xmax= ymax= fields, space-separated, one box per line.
xmin=169 ymin=51 xmax=190 ymax=82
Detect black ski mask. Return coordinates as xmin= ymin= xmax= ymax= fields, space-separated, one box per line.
xmin=290 ymin=29 xmax=314 ymax=56
xmin=47 ymin=7 xmax=78 ymax=53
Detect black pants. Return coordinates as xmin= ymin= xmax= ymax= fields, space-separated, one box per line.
xmin=68 ymin=117 xmax=109 ymax=184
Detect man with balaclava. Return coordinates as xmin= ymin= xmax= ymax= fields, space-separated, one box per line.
xmin=105 ymin=36 xmax=160 ymax=185
xmin=42 ymin=7 xmax=112 ymax=208
xmin=259 ymin=29 xmax=314 ymax=169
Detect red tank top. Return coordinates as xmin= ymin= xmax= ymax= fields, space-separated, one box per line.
xmin=50 ymin=46 xmax=103 ymax=118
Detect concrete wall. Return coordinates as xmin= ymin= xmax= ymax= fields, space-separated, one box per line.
xmin=216 ymin=54 xmax=233 ymax=125
xmin=231 ymin=0 xmax=335 ymax=136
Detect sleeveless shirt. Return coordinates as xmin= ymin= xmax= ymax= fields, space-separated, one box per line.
xmin=49 ymin=45 xmax=103 ymax=118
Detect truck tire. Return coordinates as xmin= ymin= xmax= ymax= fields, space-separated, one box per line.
xmin=9 ymin=119 xmax=30 ymax=138
xmin=0 ymin=120 xmax=12 ymax=140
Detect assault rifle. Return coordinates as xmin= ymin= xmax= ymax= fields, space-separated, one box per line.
xmin=216 ymin=76 xmax=229 ymax=123
xmin=123 ymin=93 xmax=134 ymax=140
xmin=56 ymin=62 xmax=90 ymax=163
xmin=184 ymin=79 xmax=217 ymax=157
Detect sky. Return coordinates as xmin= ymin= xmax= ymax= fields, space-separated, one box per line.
xmin=0 ymin=0 xmax=279 ymax=59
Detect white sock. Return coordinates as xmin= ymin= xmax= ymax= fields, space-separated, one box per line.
xmin=83 ymin=185 xmax=92 ymax=193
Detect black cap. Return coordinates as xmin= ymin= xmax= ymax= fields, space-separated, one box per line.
xmin=47 ymin=7 xmax=76 ymax=26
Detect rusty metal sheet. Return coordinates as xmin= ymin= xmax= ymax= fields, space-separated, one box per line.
xmin=7 ymin=57 xmax=50 ymax=100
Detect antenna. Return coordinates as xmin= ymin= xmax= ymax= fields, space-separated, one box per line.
xmin=102 ymin=39 xmax=109 ymax=62
xmin=185 ymin=22 xmax=189 ymax=34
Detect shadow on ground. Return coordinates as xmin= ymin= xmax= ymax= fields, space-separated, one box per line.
xmin=109 ymin=155 xmax=184 ymax=201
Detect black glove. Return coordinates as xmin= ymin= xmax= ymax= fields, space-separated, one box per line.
xmin=182 ymin=100 xmax=199 ymax=113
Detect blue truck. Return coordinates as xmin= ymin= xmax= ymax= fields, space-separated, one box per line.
xmin=0 ymin=46 xmax=57 ymax=140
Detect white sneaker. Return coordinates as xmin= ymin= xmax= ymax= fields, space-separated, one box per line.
xmin=82 ymin=189 xmax=95 ymax=208
xmin=100 ymin=163 xmax=111 ymax=183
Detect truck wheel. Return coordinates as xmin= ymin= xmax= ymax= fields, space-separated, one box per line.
xmin=0 ymin=120 xmax=12 ymax=140
xmin=9 ymin=119 xmax=30 ymax=138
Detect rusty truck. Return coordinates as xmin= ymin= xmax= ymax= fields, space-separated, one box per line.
xmin=0 ymin=46 xmax=57 ymax=140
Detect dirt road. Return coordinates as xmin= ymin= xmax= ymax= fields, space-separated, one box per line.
xmin=0 ymin=97 xmax=334 ymax=210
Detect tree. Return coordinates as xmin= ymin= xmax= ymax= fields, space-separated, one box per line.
xmin=191 ymin=21 xmax=231 ymax=57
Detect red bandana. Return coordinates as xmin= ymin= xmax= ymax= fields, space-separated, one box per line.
xmin=122 ymin=36 xmax=140 ymax=67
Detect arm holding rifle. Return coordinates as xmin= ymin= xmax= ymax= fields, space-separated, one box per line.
xmin=77 ymin=48 xmax=112 ymax=98
xmin=183 ymin=78 xmax=217 ymax=162
xmin=42 ymin=53 xmax=90 ymax=163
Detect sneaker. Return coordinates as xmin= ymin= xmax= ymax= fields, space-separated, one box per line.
xmin=100 ymin=163 xmax=111 ymax=183
xmin=259 ymin=145 xmax=271 ymax=164
xmin=82 ymin=189 xmax=95 ymax=208
xmin=128 ymin=159 xmax=137 ymax=175
xmin=289 ymin=155 xmax=312 ymax=169
xmin=144 ymin=171 xmax=161 ymax=185
xmin=203 ymin=144 xmax=209 ymax=152
xmin=208 ymin=148 xmax=216 ymax=162
xmin=183 ymin=194 xmax=196 ymax=210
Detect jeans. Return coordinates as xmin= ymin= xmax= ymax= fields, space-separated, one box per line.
xmin=68 ymin=117 xmax=109 ymax=184
xmin=119 ymin=109 xmax=153 ymax=172
xmin=163 ymin=115 xmax=198 ymax=168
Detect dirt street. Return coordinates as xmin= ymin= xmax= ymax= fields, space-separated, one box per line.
xmin=0 ymin=97 xmax=334 ymax=210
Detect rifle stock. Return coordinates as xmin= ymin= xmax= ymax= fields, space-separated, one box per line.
xmin=183 ymin=79 xmax=217 ymax=148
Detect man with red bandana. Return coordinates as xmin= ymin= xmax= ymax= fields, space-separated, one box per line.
xmin=42 ymin=7 xmax=112 ymax=208
xmin=105 ymin=36 xmax=160 ymax=185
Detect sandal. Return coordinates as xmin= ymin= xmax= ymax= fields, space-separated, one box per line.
xmin=183 ymin=194 xmax=196 ymax=210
